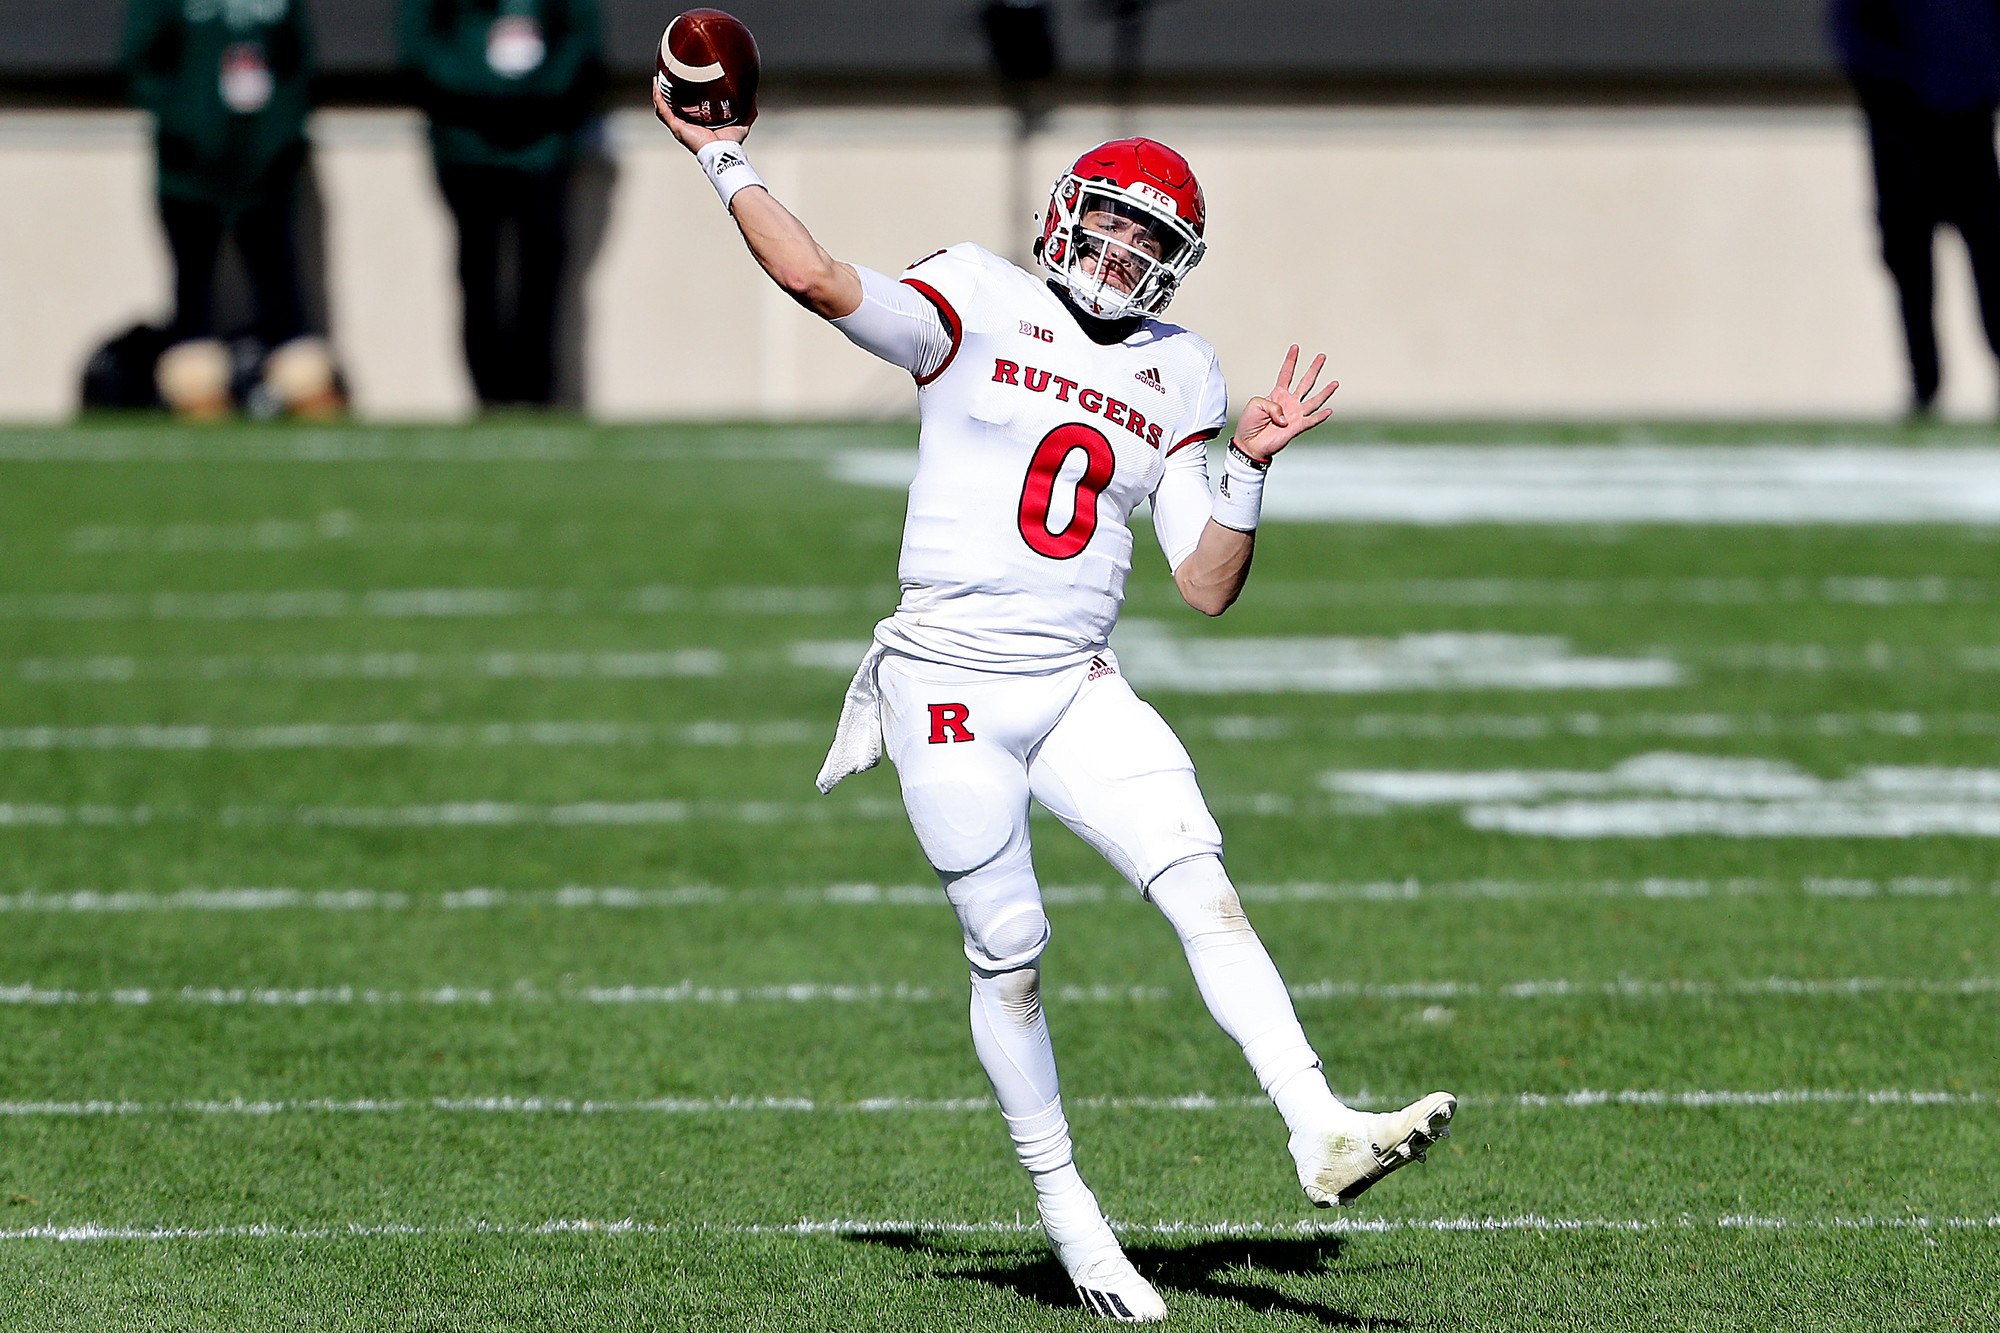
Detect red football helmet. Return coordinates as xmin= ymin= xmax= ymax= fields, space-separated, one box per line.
xmin=1037 ymin=138 xmax=1208 ymax=319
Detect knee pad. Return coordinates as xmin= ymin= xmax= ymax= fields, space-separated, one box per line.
xmin=949 ymin=856 xmax=1051 ymax=972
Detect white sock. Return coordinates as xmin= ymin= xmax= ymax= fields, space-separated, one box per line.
xmin=969 ymin=964 xmax=1112 ymax=1249
xmin=1148 ymin=856 xmax=1356 ymax=1136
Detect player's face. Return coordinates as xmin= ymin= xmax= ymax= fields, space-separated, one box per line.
xmin=1076 ymin=205 xmax=1170 ymax=294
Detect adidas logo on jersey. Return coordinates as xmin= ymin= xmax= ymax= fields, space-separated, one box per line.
xmin=1134 ymin=367 xmax=1165 ymax=393
xmin=1087 ymin=655 xmax=1115 ymax=681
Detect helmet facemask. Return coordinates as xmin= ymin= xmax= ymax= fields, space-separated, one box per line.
xmin=1043 ymin=178 xmax=1206 ymax=320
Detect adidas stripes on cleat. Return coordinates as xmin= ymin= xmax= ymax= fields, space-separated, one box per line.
xmin=1290 ymin=1090 xmax=1456 ymax=1208
xmin=1051 ymin=1228 xmax=1167 ymax=1322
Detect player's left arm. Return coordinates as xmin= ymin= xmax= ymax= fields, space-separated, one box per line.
xmin=655 ymin=88 xmax=862 ymax=319
xmin=1167 ymin=345 xmax=1337 ymax=616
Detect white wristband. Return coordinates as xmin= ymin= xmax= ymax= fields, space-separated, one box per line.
xmin=696 ymin=139 xmax=765 ymax=210
xmin=1211 ymin=440 xmax=1269 ymax=532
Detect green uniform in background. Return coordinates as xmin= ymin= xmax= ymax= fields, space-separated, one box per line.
xmin=398 ymin=0 xmax=603 ymax=175
xmin=399 ymin=0 xmax=604 ymax=406
xmin=122 ymin=0 xmax=315 ymax=344
xmin=122 ymin=0 xmax=313 ymax=212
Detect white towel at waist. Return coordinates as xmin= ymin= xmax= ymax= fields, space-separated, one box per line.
xmin=815 ymin=641 xmax=888 ymax=794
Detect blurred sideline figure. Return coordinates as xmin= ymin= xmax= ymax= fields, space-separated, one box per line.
xmin=120 ymin=0 xmax=342 ymax=419
xmin=1832 ymin=0 xmax=2000 ymax=416
xmin=400 ymin=0 xmax=605 ymax=409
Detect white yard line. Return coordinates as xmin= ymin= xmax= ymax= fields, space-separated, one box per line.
xmin=3 ymin=976 xmax=1993 ymax=1007
xmin=834 ymin=443 xmax=2000 ymax=524
xmin=1189 ymin=576 xmax=1996 ymax=607
xmin=0 ymin=982 xmax=1165 ymax=1006
xmin=13 ymin=650 xmax=2000 ymax=688
xmin=2 ymin=878 xmax=1990 ymax=913
xmin=1697 ymin=643 xmax=2000 ymax=672
xmin=11 ymin=651 xmax=730 ymax=683
xmin=0 ymin=800 xmax=908 ymax=828
xmin=793 ymin=631 xmax=1685 ymax=694
xmin=1325 ymin=753 xmax=2000 ymax=838
xmin=0 ymin=1089 xmax=1982 ymax=1118
xmin=63 ymin=516 xmax=523 ymax=554
xmin=1199 ymin=712 xmax=2000 ymax=741
xmin=0 ymin=720 xmax=817 ymax=750
xmin=0 ymin=712 xmax=1995 ymax=750
xmin=4 ymin=1213 xmax=1996 ymax=1243
xmin=32 ymin=763 xmax=2000 ymax=835
xmin=0 ymin=586 xmax=886 ymax=621
xmin=0 ymin=577 xmax=1990 ymax=625
xmin=0 ymin=426 xmax=861 ymax=464
xmin=1112 ymin=623 xmax=1683 ymax=693
xmin=256 ymin=799 xmax=905 ymax=827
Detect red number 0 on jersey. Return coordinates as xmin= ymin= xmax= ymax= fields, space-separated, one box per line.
xmin=1017 ymin=424 xmax=1116 ymax=559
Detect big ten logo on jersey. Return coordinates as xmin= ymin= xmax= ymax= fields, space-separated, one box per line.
xmin=1018 ymin=321 xmax=1055 ymax=343
xmin=927 ymin=703 xmax=974 ymax=744
xmin=990 ymin=358 xmax=1165 ymax=449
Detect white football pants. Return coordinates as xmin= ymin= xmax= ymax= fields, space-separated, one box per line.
xmin=878 ymin=650 xmax=1223 ymax=970
xmin=876 ymin=651 xmax=1346 ymax=1233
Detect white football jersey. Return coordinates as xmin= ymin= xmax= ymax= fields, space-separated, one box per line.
xmin=846 ymin=243 xmax=1228 ymax=672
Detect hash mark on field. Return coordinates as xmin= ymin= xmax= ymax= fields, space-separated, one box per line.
xmin=4 ymin=976 xmax=1995 ymax=1007
xmin=6 ymin=1213 xmax=1998 ymax=1244
xmin=0 ymin=1089 xmax=1982 ymax=1118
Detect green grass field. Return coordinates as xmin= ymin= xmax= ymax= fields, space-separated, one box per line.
xmin=0 ymin=419 xmax=1995 ymax=1330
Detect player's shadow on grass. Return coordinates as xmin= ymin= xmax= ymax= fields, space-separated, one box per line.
xmin=852 ymin=1232 xmax=1408 ymax=1328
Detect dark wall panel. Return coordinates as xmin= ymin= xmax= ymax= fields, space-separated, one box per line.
xmin=1 ymin=0 xmax=1839 ymax=82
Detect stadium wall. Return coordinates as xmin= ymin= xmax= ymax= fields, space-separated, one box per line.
xmin=3 ymin=104 xmax=1989 ymax=422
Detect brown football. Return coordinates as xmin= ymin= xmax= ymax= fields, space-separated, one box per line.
xmin=656 ymin=9 xmax=760 ymax=129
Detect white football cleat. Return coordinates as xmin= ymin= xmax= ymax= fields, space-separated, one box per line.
xmin=1290 ymin=1090 xmax=1456 ymax=1208
xmin=1050 ymin=1224 xmax=1166 ymax=1322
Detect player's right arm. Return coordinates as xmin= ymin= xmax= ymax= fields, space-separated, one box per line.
xmin=655 ymin=89 xmax=861 ymax=319
xmin=656 ymin=90 xmax=956 ymax=380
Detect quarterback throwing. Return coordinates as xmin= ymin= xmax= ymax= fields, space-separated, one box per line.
xmin=659 ymin=88 xmax=1454 ymax=1323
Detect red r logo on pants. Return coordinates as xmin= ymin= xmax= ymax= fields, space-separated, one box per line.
xmin=927 ymin=703 xmax=974 ymax=743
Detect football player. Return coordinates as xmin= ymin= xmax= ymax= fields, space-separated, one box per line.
xmin=658 ymin=92 xmax=1455 ymax=1323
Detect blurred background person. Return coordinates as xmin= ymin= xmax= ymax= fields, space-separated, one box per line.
xmin=1832 ymin=0 xmax=2000 ymax=416
xmin=121 ymin=0 xmax=334 ymax=418
xmin=400 ymin=0 xmax=605 ymax=410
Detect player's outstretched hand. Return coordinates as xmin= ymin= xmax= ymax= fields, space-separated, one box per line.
xmin=1234 ymin=345 xmax=1338 ymax=462
xmin=653 ymin=80 xmax=750 ymax=153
